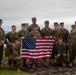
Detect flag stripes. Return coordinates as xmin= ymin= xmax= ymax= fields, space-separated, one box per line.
xmin=20 ymin=38 xmax=55 ymax=60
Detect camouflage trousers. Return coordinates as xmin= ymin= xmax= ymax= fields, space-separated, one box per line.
xmin=69 ymin=46 xmax=76 ymax=63
xmin=55 ymin=54 xmax=67 ymax=64
xmin=8 ymin=56 xmax=23 ymax=68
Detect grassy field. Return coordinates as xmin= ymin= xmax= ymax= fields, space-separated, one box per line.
xmin=0 ymin=70 xmax=30 ymax=75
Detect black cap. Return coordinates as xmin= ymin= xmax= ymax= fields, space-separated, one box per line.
xmin=71 ymin=25 xmax=76 ymax=29
xmin=32 ymin=17 xmax=36 ymax=20
xmin=54 ymin=22 xmax=58 ymax=26
xmin=60 ymin=22 xmax=64 ymax=25
xmin=21 ymin=23 xmax=27 ymax=26
xmin=45 ymin=20 xmax=49 ymax=24
xmin=0 ymin=19 xmax=3 ymax=23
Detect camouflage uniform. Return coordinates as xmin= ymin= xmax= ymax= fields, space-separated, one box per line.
xmin=28 ymin=24 xmax=40 ymax=33
xmin=16 ymin=24 xmax=28 ymax=67
xmin=28 ymin=31 xmax=41 ymax=38
xmin=41 ymin=27 xmax=52 ymax=38
xmin=0 ymin=19 xmax=5 ymax=68
xmin=5 ymin=32 xmax=17 ymax=57
xmin=52 ymin=29 xmax=62 ymax=41
xmin=71 ymin=25 xmax=76 ymax=33
xmin=5 ymin=32 xmax=16 ymax=43
xmin=52 ymin=22 xmax=62 ymax=41
xmin=16 ymin=30 xmax=28 ymax=38
xmin=59 ymin=22 xmax=69 ymax=43
xmin=68 ymin=32 xmax=76 ymax=64
xmin=28 ymin=29 xmax=41 ymax=68
xmin=28 ymin=17 xmax=40 ymax=33
xmin=9 ymin=43 xmax=23 ymax=69
xmin=60 ymin=28 xmax=69 ymax=43
xmin=53 ymin=41 xmax=66 ymax=65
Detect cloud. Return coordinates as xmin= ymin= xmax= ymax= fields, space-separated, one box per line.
xmin=0 ymin=0 xmax=76 ymax=31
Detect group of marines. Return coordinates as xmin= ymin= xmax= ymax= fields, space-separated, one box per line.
xmin=0 ymin=17 xmax=76 ymax=72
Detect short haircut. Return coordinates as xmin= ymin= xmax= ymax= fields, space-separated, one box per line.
xmin=12 ymin=25 xmax=16 ymax=28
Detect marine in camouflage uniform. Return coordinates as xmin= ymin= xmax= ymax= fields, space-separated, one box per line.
xmin=9 ymin=38 xmax=23 ymax=72
xmin=68 ymin=25 xmax=76 ymax=67
xmin=41 ymin=20 xmax=53 ymax=66
xmin=28 ymin=25 xmax=41 ymax=38
xmin=53 ymin=38 xmax=66 ymax=67
xmin=5 ymin=25 xmax=17 ymax=57
xmin=16 ymin=23 xmax=28 ymax=39
xmin=28 ymin=25 xmax=41 ymax=68
xmin=59 ymin=22 xmax=69 ymax=63
xmin=51 ymin=22 xmax=62 ymax=63
xmin=0 ymin=19 xmax=5 ymax=69
xmin=59 ymin=22 xmax=69 ymax=43
xmin=41 ymin=20 xmax=52 ymax=38
xmin=16 ymin=23 xmax=28 ymax=67
xmin=52 ymin=22 xmax=62 ymax=41
xmin=28 ymin=17 xmax=40 ymax=33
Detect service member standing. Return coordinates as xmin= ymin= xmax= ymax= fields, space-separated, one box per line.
xmin=28 ymin=25 xmax=41 ymax=38
xmin=52 ymin=22 xmax=62 ymax=41
xmin=0 ymin=19 xmax=5 ymax=69
xmin=28 ymin=26 xmax=41 ymax=68
xmin=41 ymin=20 xmax=52 ymax=38
xmin=28 ymin=17 xmax=40 ymax=33
xmin=68 ymin=25 xmax=76 ymax=67
xmin=59 ymin=22 xmax=69 ymax=43
xmin=59 ymin=22 xmax=69 ymax=63
xmin=5 ymin=25 xmax=17 ymax=57
xmin=51 ymin=22 xmax=62 ymax=64
xmin=41 ymin=20 xmax=53 ymax=66
xmin=16 ymin=23 xmax=28 ymax=39
xmin=16 ymin=23 xmax=28 ymax=68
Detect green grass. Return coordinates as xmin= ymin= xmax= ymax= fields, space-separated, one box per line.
xmin=0 ymin=70 xmax=30 ymax=75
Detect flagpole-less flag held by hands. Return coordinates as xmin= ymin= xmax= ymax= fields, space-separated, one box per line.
xmin=20 ymin=38 xmax=55 ymax=60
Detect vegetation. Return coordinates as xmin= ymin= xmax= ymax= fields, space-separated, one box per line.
xmin=0 ymin=70 xmax=30 ymax=75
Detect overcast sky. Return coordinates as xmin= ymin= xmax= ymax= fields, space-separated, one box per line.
xmin=0 ymin=0 xmax=76 ymax=31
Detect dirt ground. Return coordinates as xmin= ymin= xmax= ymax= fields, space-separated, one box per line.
xmin=1 ymin=58 xmax=76 ymax=75
xmin=29 ymin=66 xmax=76 ymax=75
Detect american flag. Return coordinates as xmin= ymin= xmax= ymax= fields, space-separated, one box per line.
xmin=20 ymin=38 xmax=55 ymax=60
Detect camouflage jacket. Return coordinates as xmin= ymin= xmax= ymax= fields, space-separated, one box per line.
xmin=68 ymin=32 xmax=76 ymax=46
xmin=16 ymin=30 xmax=28 ymax=38
xmin=52 ymin=29 xmax=62 ymax=40
xmin=28 ymin=24 xmax=40 ymax=33
xmin=12 ymin=43 xmax=21 ymax=57
xmin=41 ymin=27 xmax=52 ymax=37
xmin=53 ymin=42 xmax=66 ymax=56
xmin=5 ymin=32 xmax=17 ymax=43
xmin=0 ymin=27 xmax=5 ymax=41
xmin=28 ymin=30 xmax=41 ymax=38
xmin=60 ymin=28 xmax=69 ymax=43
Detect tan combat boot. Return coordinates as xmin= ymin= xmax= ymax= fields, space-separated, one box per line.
xmin=50 ymin=59 xmax=55 ymax=65
xmin=16 ymin=68 xmax=22 ymax=73
xmin=62 ymin=63 xmax=66 ymax=67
